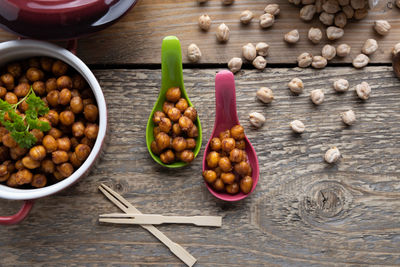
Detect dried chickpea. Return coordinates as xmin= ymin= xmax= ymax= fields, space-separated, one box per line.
xmin=319 ymin=12 xmax=334 ymax=25
xmin=218 ymin=157 xmax=232 ymax=172
xmin=57 ymin=163 xmax=74 ymax=178
xmin=31 ymin=174 xmax=47 ymax=188
xmin=172 ymin=123 xmax=182 ymax=136
xmin=210 ymin=137 xmax=222 ymax=151
xmin=179 ymin=116 xmax=193 ymax=131
xmin=83 ymin=104 xmax=98 ymax=122
xmin=167 ymin=107 xmax=181 ymax=122
xmin=221 ymin=172 xmax=235 ymax=184
xmin=52 ymin=150 xmax=69 ymax=164
xmin=242 ymin=43 xmax=257 ymax=61
xmin=5 ymin=92 xmax=18 ymax=104
xmin=234 ymin=161 xmax=251 ymax=176
xmin=216 ymin=23 xmax=230 ymax=42
xmin=213 ymin=178 xmax=225 ymax=191
xmin=322 ymin=45 xmax=336 ymax=60
xmin=324 ymin=147 xmax=340 ymax=163
xmin=374 ymin=20 xmax=391 ymax=36
xmin=300 ymin=5 xmax=316 ymax=21
xmin=290 ymin=120 xmax=305 ymax=133
xmin=29 ymin=145 xmax=46 ymax=161
xmin=186 ymin=138 xmax=196 ymax=150
xmin=240 ymin=176 xmax=253 ymax=194
xmin=187 ymin=44 xmax=202 ymax=63
xmin=362 ymin=39 xmax=378 ymax=55
xmin=180 ymin=150 xmax=194 ymax=163
xmin=57 ymin=137 xmax=71 ymax=151
xmin=253 ymin=56 xmax=267 ymax=70
xmin=341 ymin=110 xmax=356 ymax=125
xmin=342 ymin=5 xmax=354 ymax=18
xmin=59 ymin=88 xmax=72 ymax=105
xmin=228 ymin=57 xmax=243 ymax=73
xmin=187 ymin=124 xmax=198 ymax=138
xmin=159 ymin=117 xmax=172 ymax=133
xmin=183 ymin=107 xmax=197 ymax=121
xmin=48 ymin=127 xmax=63 ymax=139
xmin=265 ymin=3 xmax=280 ymax=15
xmin=165 ymin=87 xmax=181 ymax=103
xmin=256 ymin=42 xmax=269 ymax=57
xmin=41 ymin=159 xmax=55 ymax=173
xmin=160 ymin=149 xmax=175 ymax=164
xmin=333 ymin=79 xmax=349 ymax=92
xmin=15 ymin=169 xmax=33 ymax=185
xmin=226 ymin=182 xmax=239 ymax=194
xmin=352 ymin=54 xmax=369 ymax=69
xmin=259 ymin=13 xmax=274 ymax=28
xmin=297 ymin=52 xmax=313 ymax=68
xmin=206 ymin=151 xmax=220 ymax=168
xmin=240 ymin=10 xmax=254 ymax=24
xmin=22 ymin=156 xmax=40 ymax=169
xmin=198 ymin=14 xmax=212 ymax=31
xmin=284 ymin=29 xmax=300 ymax=44
xmin=288 ymin=78 xmax=304 ymax=94
xmin=336 ymin=44 xmax=351 ymax=57
xmin=52 ymin=60 xmax=68 ymax=76
xmin=355 ymin=81 xmax=371 ymax=100
xmin=310 ymin=89 xmax=325 ymax=105
xmin=203 ymin=170 xmax=217 ymax=184
xmin=43 ymin=135 xmax=58 ymax=152
xmin=326 ymin=26 xmax=344 ymax=40
xmin=312 ymin=56 xmax=327 ymax=69
xmin=155 ymin=132 xmax=171 ymax=151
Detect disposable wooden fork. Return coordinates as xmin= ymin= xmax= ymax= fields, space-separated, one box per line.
xmin=98 ymin=184 xmax=197 ymax=267
xmin=99 ymin=213 xmax=222 ymax=227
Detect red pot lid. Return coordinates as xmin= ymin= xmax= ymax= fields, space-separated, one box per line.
xmin=0 ymin=0 xmax=138 ymax=40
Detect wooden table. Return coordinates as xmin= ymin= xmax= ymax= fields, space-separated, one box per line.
xmin=1 ymin=1 xmax=400 ymax=266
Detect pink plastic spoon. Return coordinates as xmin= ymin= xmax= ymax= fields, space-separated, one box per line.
xmin=202 ymin=70 xmax=259 ymax=201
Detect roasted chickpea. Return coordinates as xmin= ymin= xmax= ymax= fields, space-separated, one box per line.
xmin=74 ymin=144 xmax=91 ymax=161
xmin=11 ymin=146 xmax=28 ymax=158
xmin=226 ymin=182 xmax=239 ymax=194
xmin=221 ymin=138 xmax=236 ymax=153
xmin=41 ymin=159 xmax=55 ymax=173
xmin=203 ymin=170 xmax=217 ymax=184
xmin=240 ymin=176 xmax=253 ymax=194
xmin=172 ymin=123 xmax=182 ymax=136
xmin=153 ymin=111 xmax=166 ymax=124
xmin=230 ymin=125 xmax=245 ymax=140
xmin=14 ymin=83 xmax=30 ymax=97
xmin=213 ymin=178 xmax=225 ymax=191
xmin=52 ymin=60 xmax=68 ymax=76
xmin=57 ymin=137 xmax=71 ymax=151
xmin=219 ymin=130 xmax=231 ymax=140
xmin=187 ymin=124 xmax=198 ymax=138
xmin=0 ymin=127 xmax=7 ymax=141
xmin=163 ymin=102 xmax=174 ymax=114
xmin=26 ymin=67 xmax=44 ymax=82
xmin=172 ymin=137 xmax=187 ymax=152
xmin=5 ymin=92 xmax=18 ymax=104
xmin=42 ymin=135 xmax=57 ymax=152
xmin=0 ymin=86 xmax=6 ymax=98
xmin=69 ymin=152 xmax=82 ymax=168
xmin=6 ymin=173 xmax=18 ymax=187
xmin=1 ymin=73 xmax=14 ymax=90
xmin=29 ymin=129 xmax=43 ymax=144
xmin=229 ymin=148 xmax=244 ymax=163
xmin=52 ymin=150 xmax=69 ymax=164
xmin=7 ymin=62 xmax=22 ymax=78
xmin=81 ymin=89 xmax=94 ymax=99
xmin=72 ymin=121 xmax=85 ymax=137
xmin=221 ymin=172 xmax=235 ymax=184
xmin=29 ymin=145 xmax=46 ymax=161
xmin=153 ymin=126 xmax=161 ymax=137
xmin=0 ymin=164 xmax=7 ymax=176
xmin=18 ymin=75 xmax=29 ymax=84
xmin=218 ymin=157 xmax=232 ymax=172
xmin=0 ymin=146 xmax=9 ymax=162
xmin=214 ymin=167 xmax=222 ymax=178
xmin=83 ymin=104 xmax=98 ymax=122
xmin=57 ymin=76 xmax=73 ymax=90
xmin=22 ymin=156 xmax=40 ymax=169
xmin=59 ymin=88 xmax=72 ymax=105
xmin=15 ymin=160 xmax=24 ymax=170
xmin=59 ymin=111 xmax=75 ymax=126
xmin=31 ymin=174 xmax=47 ymax=188
xmin=165 ymin=87 xmax=181 ymax=103
xmin=48 ymin=128 xmax=62 ymax=139
xmin=15 ymin=169 xmax=33 ymax=185
xmin=160 ymin=149 xmax=175 ymax=164
xmin=38 ymin=117 xmax=51 ymax=129
xmin=71 ymin=89 xmax=80 ymax=98
xmin=210 ymin=137 xmax=222 ymax=151
xmin=28 ymin=58 xmax=40 ymax=68
xmin=70 ymin=96 xmax=84 ymax=114
xmin=150 ymin=140 xmax=161 ymax=155
xmin=81 ymin=137 xmax=94 ymax=148
xmin=70 ymin=137 xmax=79 ymax=148
xmin=234 ymin=161 xmax=251 ymax=177
xmin=206 ymin=151 xmax=220 ymax=168
xmin=159 ymin=117 xmax=172 ymax=133
xmin=32 ymin=81 xmax=46 ymax=95
xmin=183 ymin=107 xmax=197 ymax=122
xmin=46 ymin=78 xmax=57 ymax=92
xmin=2 ymin=133 xmax=17 ymax=148
xmin=40 ymin=57 xmax=53 ymax=72
xmin=178 ymin=116 xmax=193 ymax=131
xmin=180 ymin=150 xmax=194 ymax=163
xmin=235 ymin=140 xmax=246 ymax=150
xmin=57 ymin=162 xmax=74 ymax=178
xmin=186 ymin=138 xmax=196 ymax=150
xmin=72 ymin=74 xmax=86 ymax=90
xmin=155 ymin=132 xmax=170 ymax=151
xmin=167 ymin=107 xmax=181 ymax=122
xmin=44 ymin=110 xmax=59 ymax=126
xmin=46 ymin=90 xmax=59 ymax=107
xmin=84 ymin=123 xmax=98 ymax=140
xmin=175 ymin=98 xmax=188 ymax=112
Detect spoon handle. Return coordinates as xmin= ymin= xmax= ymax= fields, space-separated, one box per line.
xmin=214 ymin=70 xmax=240 ymax=127
xmin=161 ymin=36 xmax=184 ymax=95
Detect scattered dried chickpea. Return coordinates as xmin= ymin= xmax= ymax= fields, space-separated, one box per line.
xmin=198 ymin=14 xmax=212 ymax=31
xmin=323 ymin=0 xmax=340 ymax=13
xmin=374 ymin=20 xmax=391 ymax=36
xmin=297 ymin=52 xmax=313 ymax=68
xmin=341 ymin=110 xmax=356 ymax=125
xmin=392 ymin=43 xmax=400 ymax=56
xmin=240 ymin=10 xmax=254 ymax=24
xmin=249 ymin=112 xmax=265 ymax=128
xmin=326 ymin=26 xmax=344 ymax=40
xmin=324 ymin=147 xmax=340 ymax=163
xmin=288 ymin=78 xmax=304 ymax=94
xmin=216 ymin=23 xmax=230 ymax=42
xmin=352 ymin=54 xmax=369 ymax=69
xmin=256 ymin=87 xmax=274 ymax=104
xmin=322 ymin=45 xmax=336 ymax=60
xmin=333 ymin=79 xmax=349 ymax=92
xmin=187 ymin=44 xmax=202 ymax=63
xmin=308 ymin=27 xmax=322 ymax=44
xmin=284 ymin=29 xmax=300 ymax=44
xmin=342 ymin=5 xmax=354 ymax=19
xmin=300 ymin=5 xmax=316 ymax=21
xmin=290 ymin=120 xmax=305 ymax=133
xmin=256 ymin=42 xmax=269 ymax=57
xmin=361 ymin=39 xmax=378 ymax=55
xmin=355 ymin=81 xmax=371 ymax=100
xmin=334 ymin=12 xmax=347 ymax=28
xmin=253 ymin=56 xmax=267 ymax=70
xmin=312 ymin=56 xmax=327 ymax=69
xmin=336 ymin=44 xmax=351 ymax=57
xmin=265 ymin=4 xmax=280 ymax=16
xmin=319 ymin=12 xmax=334 ymax=26
xmin=242 ymin=43 xmax=257 ymax=61
xmin=259 ymin=13 xmax=274 ymax=28
xmin=228 ymin=57 xmax=243 ymax=73
xmin=310 ymin=89 xmax=325 ymax=105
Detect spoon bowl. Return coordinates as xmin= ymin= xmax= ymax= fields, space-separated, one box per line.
xmin=393 ymin=52 xmax=400 ymax=80
xmin=202 ymin=70 xmax=259 ymax=201
xmin=146 ymin=36 xmax=202 ymax=168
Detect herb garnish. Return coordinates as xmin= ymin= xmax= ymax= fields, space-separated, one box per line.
xmin=0 ymin=86 xmax=51 ymax=148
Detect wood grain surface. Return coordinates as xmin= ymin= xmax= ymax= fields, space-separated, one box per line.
xmin=0 ymin=67 xmax=399 ymax=266
xmin=0 ymin=0 xmax=399 ymax=65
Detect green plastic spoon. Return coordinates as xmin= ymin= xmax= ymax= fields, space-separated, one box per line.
xmin=146 ymin=36 xmax=202 ymax=168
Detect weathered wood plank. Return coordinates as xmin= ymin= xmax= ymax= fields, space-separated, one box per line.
xmin=1 ymin=0 xmax=398 ymax=65
xmin=0 ymin=67 xmax=399 ymax=266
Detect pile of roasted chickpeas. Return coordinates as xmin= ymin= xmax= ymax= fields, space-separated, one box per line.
xmin=0 ymin=57 xmax=99 ymax=188
xmin=203 ymin=125 xmax=254 ymax=195
xmin=150 ymin=87 xmax=199 ymax=164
